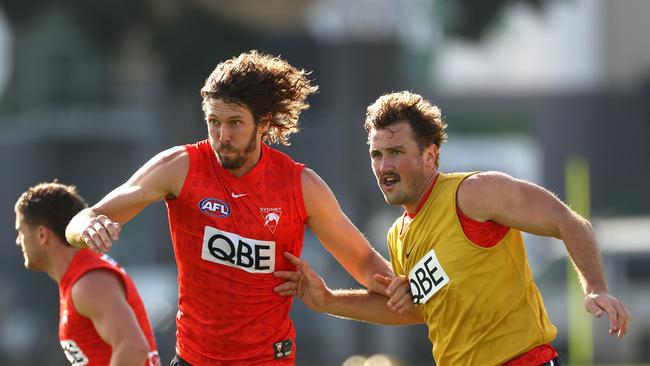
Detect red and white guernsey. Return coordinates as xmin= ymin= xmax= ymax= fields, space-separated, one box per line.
xmin=58 ymin=249 xmax=160 ymax=366
xmin=166 ymin=140 xmax=307 ymax=365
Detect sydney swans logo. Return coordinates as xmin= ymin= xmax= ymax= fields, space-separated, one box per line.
xmin=260 ymin=207 xmax=282 ymax=233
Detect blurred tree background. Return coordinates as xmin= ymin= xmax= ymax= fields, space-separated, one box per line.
xmin=0 ymin=0 xmax=648 ymax=365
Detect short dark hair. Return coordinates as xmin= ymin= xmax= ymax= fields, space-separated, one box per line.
xmin=364 ymin=91 xmax=448 ymax=166
xmin=200 ymin=50 xmax=318 ymax=146
xmin=15 ymin=181 xmax=88 ymax=244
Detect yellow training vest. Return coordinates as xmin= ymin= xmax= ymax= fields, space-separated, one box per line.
xmin=387 ymin=172 xmax=556 ymax=366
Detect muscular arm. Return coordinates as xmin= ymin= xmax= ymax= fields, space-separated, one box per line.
xmin=458 ymin=171 xmax=630 ymax=337
xmin=72 ymin=270 xmax=150 ymax=366
xmin=322 ymin=288 xmax=424 ymax=325
xmin=275 ymin=253 xmax=423 ymax=325
xmin=66 ymin=146 xmax=188 ymax=251
xmin=302 ymin=168 xmax=393 ymax=295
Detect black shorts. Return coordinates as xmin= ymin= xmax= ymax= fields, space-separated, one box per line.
xmin=540 ymin=357 xmax=562 ymax=366
xmin=170 ymin=354 xmax=191 ymax=366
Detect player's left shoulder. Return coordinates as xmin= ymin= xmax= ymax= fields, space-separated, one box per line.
xmin=301 ymin=167 xmax=328 ymax=191
xmin=459 ymin=171 xmax=513 ymax=196
xmin=457 ymin=171 xmax=516 ymax=219
xmin=301 ymin=167 xmax=342 ymax=221
xmin=467 ymin=170 xmax=514 ymax=184
xmin=71 ymin=269 xmax=126 ymax=315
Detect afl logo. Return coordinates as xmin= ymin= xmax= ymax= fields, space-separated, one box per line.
xmin=198 ymin=198 xmax=231 ymax=218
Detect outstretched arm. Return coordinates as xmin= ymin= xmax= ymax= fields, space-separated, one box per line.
xmin=274 ymin=252 xmax=423 ymax=325
xmin=72 ymin=270 xmax=150 ymax=366
xmin=66 ymin=146 xmax=188 ymax=252
xmin=458 ymin=171 xmax=630 ymax=338
xmin=302 ymin=168 xmax=394 ymax=295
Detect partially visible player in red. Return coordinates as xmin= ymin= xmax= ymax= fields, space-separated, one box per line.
xmin=14 ymin=181 xmax=160 ymax=366
xmin=65 ymin=50 xmax=395 ymax=365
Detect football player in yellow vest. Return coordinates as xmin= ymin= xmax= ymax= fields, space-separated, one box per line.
xmin=274 ymin=91 xmax=630 ymax=366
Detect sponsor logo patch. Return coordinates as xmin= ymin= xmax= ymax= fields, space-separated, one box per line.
xmin=260 ymin=207 xmax=282 ymax=233
xmin=147 ymin=351 xmax=161 ymax=366
xmin=273 ymin=339 xmax=293 ymax=359
xmin=408 ymin=248 xmax=450 ymax=305
xmin=201 ymin=226 xmax=275 ymax=273
xmin=198 ymin=198 xmax=231 ymax=218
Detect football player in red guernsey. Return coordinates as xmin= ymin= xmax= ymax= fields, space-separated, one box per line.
xmin=15 ymin=182 xmax=160 ymax=366
xmin=66 ymin=50 xmax=397 ymax=365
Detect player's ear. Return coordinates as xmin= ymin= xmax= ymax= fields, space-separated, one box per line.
xmin=258 ymin=113 xmax=272 ymax=134
xmin=36 ymin=225 xmax=50 ymax=246
xmin=424 ymin=144 xmax=438 ymax=165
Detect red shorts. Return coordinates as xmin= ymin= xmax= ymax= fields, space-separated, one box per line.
xmin=503 ymin=344 xmax=559 ymax=365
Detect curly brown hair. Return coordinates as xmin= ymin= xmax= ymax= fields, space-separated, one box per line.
xmin=200 ymin=50 xmax=319 ymax=146
xmin=15 ymin=181 xmax=88 ymax=245
xmin=364 ymin=91 xmax=448 ymax=167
